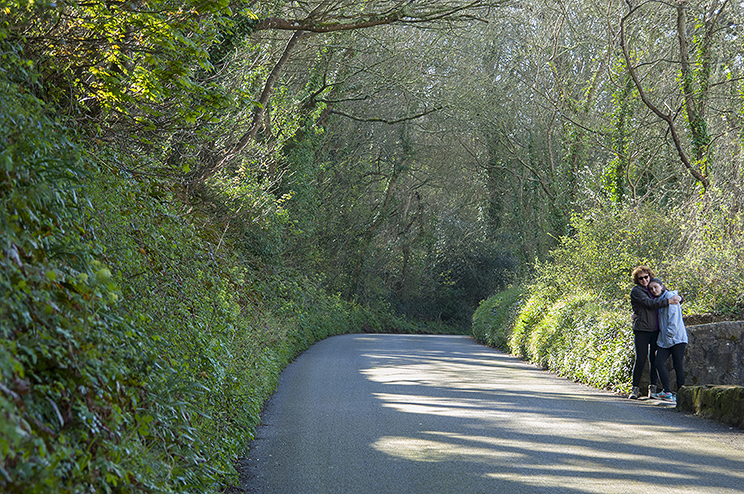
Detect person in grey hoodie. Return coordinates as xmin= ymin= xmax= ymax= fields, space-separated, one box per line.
xmin=649 ymin=278 xmax=688 ymax=402
xmin=628 ymin=266 xmax=681 ymax=399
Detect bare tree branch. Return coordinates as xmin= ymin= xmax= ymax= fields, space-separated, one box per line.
xmin=253 ymin=1 xmax=503 ymax=32
xmin=330 ymin=106 xmax=443 ymax=124
xmin=620 ymin=2 xmax=710 ymax=189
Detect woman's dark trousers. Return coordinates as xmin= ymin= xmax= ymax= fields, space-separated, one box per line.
xmin=632 ymin=331 xmax=659 ymax=388
xmin=656 ymin=343 xmax=687 ymax=392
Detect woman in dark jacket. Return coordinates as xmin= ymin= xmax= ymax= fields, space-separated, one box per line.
xmin=628 ymin=266 xmax=681 ymax=399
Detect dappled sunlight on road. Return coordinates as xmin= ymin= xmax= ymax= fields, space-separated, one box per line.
xmin=245 ymin=334 xmax=744 ymax=494
xmin=372 ymin=434 xmax=522 ymax=463
xmin=359 ymin=335 xmax=744 ymax=494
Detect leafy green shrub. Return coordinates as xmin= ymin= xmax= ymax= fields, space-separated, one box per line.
xmin=669 ymin=187 xmax=744 ymax=319
xmin=503 ymin=290 xmax=633 ymax=391
xmin=0 ymin=58 xmax=151 ymax=493
xmin=472 ymin=286 xmax=523 ymax=350
xmin=540 ymin=204 xmax=680 ymax=300
xmin=80 ymin=166 xmax=295 ymax=489
xmin=508 ymin=290 xmax=554 ymax=359
xmin=519 ymin=293 xmax=632 ymax=390
xmin=5 ymin=0 xmax=234 ymax=131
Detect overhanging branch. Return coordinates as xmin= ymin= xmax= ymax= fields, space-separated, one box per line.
xmin=330 ymin=106 xmax=443 ymax=124
xmin=253 ymin=1 xmax=503 ymax=33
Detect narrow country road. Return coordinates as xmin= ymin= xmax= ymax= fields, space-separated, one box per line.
xmin=241 ymin=334 xmax=744 ymax=494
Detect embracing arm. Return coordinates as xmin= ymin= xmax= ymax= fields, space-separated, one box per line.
xmin=630 ymin=286 xmax=680 ymax=309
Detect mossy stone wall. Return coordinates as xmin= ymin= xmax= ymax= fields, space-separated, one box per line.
xmin=677 ymin=385 xmax=744 ymax=430
xmin=684 ymin=321 xmax=744 ymax=387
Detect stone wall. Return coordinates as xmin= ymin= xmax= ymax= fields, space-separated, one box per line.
xmin=677 ymin=385 xmax=744 ymax=430
xmin=639 ymin=320 xmax=744 ymax=393
xmin=683 ymin=321 xmax=744 ymax=387
xmin=674 ymin=321 xmax=744 ymax=430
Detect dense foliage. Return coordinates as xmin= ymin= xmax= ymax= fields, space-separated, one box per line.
xmin=0 ymin=53 xmax=150 ymax=491
xmin=468 ymin=0 xmax=743 ymax=390
xmin=472 ymin=286 xmax=523 ymax=350
xmin=2 ymin=0 xmax=744 ymax=490
xmin=475 ymin=202 xmax=744 ymax=392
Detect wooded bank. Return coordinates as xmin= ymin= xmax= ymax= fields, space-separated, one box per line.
xmin=2 ymin=0 xmax=743 ymax=492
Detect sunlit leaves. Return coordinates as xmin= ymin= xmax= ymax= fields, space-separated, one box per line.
xmin=4 ymin=0 xmax=241 ymax=129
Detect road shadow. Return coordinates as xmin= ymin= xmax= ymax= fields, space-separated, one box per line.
xmin=241 ymin=334 xmax=744 ymax=494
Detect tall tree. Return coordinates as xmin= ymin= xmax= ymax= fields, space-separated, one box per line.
xmin=619 ymin=0 xmax=743 ymax=191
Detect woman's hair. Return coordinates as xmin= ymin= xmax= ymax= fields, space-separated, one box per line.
xmin=631 ymin=265 xmax=655 ymax=284
xmin=648 ymin=278 xmax=664 ymax=288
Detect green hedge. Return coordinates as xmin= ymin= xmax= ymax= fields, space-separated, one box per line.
xmin=510 ymin=292 xmax=632 ymax=390
xmin=474 ymin=287 xmax=633 ymax=392
xmin=472 ymin=286 xmax=523 ymax=350
xmin=0 ymin=51 xmax=437 ymax=492
xmin=1 ymin=60 xmax=153 ymax=493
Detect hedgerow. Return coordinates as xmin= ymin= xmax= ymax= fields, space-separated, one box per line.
xmin=1 ymin=51 xmax=152 ymax=493
xmin=474 ymin=201 xmax=743 ymax=392
xmin=0 ymin=33 xmax=437 ymax=492
xmin=508 ymin=292 xmax=632 ymax=390
xmin=471 ymin=286 xmax=522 ymax=350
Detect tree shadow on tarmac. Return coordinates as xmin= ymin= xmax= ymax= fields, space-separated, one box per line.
xmin=242 ymin=334 xmax=744 ymax=494
xmin=355 ymin=335 xmax=744 ymax=494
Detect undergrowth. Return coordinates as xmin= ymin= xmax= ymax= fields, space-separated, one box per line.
xmin=471 ymin=286 xmax=522 ymax=350
xmin=0 ymin=50 xmax=442 ymax=494
xmin=1 ymin=60 xmax=152 ymax=493
xmin=474 ymin=202 xmax=743 ymax=393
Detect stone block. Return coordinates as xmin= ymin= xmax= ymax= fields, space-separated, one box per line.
xmin=684 ymin=322 xmax=744 ymax=387
xmin=677 ymin=385 xmax=744 ymax=430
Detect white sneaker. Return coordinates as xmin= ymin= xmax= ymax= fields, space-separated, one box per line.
xmin=629 ymin=386 xmax=640 ymax=399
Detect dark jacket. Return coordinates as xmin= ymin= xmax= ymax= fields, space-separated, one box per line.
xmin=630 ymin=284 xmax=672 ymax=332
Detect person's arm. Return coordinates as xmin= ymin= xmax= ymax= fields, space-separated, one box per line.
xmin=664 ymin=289 xmax=682 ymax=305
xmin=630 ymin=285 xmax=680 ymax=308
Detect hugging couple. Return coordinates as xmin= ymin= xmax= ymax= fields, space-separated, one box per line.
xmin=628 ymin=265 xmax=688 ymax=401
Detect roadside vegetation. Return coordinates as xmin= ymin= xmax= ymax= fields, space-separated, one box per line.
xmin=473 ymin=203 xmax=744 ymax=392
xmin=2 ymin=0 xmax=743 ymax=492
xmin=0 ymin=70 xmax=436 ymax=492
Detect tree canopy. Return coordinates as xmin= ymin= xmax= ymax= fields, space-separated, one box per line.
xmin=2 ymin=0 xmax=744 ymax=490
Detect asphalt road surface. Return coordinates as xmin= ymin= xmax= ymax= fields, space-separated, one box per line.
xmin=241 ymin=334 xmax=744 ymax=494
